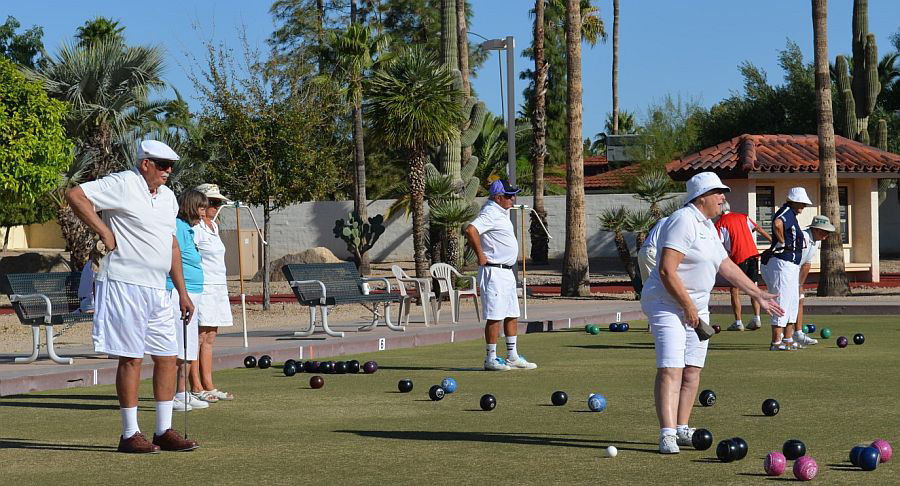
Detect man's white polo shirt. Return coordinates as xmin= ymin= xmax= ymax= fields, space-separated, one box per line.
xmin=641 ymin=204 xmax=728 ymax=311
xmin=469 ymin=199 xmax=517 ymax=265
xmin=80 ymin=168 xmax=178 ymax=289
xmin=799 ymin=229 xmax=820 ymax=266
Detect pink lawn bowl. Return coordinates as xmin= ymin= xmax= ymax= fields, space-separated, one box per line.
xmin=871 ymin=439 xmax=892 ymax=463
xmin=793 ymin=456 xmax=818 ymax=481
xmin=764 ymin=451 xmax=787 ymax=476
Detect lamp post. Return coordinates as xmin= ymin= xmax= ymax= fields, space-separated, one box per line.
xmin=478 ymin=36 xmax=516 ymax=189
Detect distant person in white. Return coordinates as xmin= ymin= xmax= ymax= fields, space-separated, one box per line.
xmin=188 ymin=183 xmax=235 ymax=403
xmin=792 ymin=215 xmax=836 ymax=347
xmin=65 ymin=140 xmax=198 ymax=454
xmin=640 ymin=171 xmax=783 ymax=454
xmin=465 ymin=179 xmax=536 ymax=371
xmin=638 ymin=216 xmax=669 ymax=283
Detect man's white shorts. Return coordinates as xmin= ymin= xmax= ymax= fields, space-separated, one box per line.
xmin=478 ymin=266 xmax=520 ymax=321
xmin=644 ymin=304 xmax=710 ymax=369
xmin=92 ymin=279 xmax=176 ymax=358
xmin=761 ymin=258 xmax=800 ymax=327
xmin=197 ymin=284 xmax=233 ymax=327
xmin=171 ymin=289 xmax=200 ymax=361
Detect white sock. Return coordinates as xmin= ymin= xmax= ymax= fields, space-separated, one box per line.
xmin=734 ymin=320 xmax=743 ymax=326
xmin=176 ymin=391 xmax=188 ymax=402
xmin=506 ymin=335 xmax=518 ymax=361
xmin=660 ymin=427 xmax=676 ymax=438
xmin=486 ymin=344 xmax=497 ymax=361
xmin=676 ymin=424 xmax=690 ymax=435
xmin=752 ymin=315 xmax=761 ymax=322
xmin=155 ymin=401 xmax=173 ymax=436
xmin=120 ymin=406 xmax=139 ymax=439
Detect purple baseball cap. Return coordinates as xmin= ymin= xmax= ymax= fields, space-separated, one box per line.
xmin=488 ymin=179 xmax=521 ymax=197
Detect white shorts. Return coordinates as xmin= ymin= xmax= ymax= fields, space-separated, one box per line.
xmin=478 ymin=266 xmax=520 ymax=321
xmin=92 ymin=279 xmax=176 ymax=358
xmin=197 ymin=284 xmax=233 ymax=327
xmin=171 ymin=289 xmax=200 ymax=361
xmin=638 ymin=246 xmax=657 ymax=283
xmin=761 ymin=258 xmax=800 ymax=327
xmin=643 ymin=302 xmax=710 ymax=369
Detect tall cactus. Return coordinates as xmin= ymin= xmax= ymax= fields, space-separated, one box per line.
xmin=440 ymin=0 xmax=486 ymax=184
xmin=836 ymin=0 xmax=881 ymax=144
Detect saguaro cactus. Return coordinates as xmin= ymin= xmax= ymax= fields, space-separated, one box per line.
xmin=836 ymin=0 xmax=881 ymax=144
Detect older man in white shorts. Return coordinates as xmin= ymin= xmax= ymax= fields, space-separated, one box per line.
xmin=66 ymin=140 xmax=198 ymax=453
xmin=465 ymin=180 xmax=536 ymax=371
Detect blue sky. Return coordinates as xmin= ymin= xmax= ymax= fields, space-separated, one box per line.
xmin=7 ymin=1 xmax=899 ymax=139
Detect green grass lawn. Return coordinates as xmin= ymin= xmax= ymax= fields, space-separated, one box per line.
xmin=1 ymin=315 xmax=898 ymax=484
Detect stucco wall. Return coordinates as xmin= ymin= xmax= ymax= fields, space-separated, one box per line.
xmin=880 ymin=185 xmax=900 ymax=254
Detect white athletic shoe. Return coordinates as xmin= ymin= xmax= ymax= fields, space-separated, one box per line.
xmin=676 ymin=428 xmax=696 ymax=447
xmin=659 ymin=434 xmax=680 ymax=454
xmin=506 ymin=355 xmax=537 ymax=370
xmin=186 ymin=393 xmax=209 ymax=409
xmin=484 ymin=357 xmax=511 ymax=371
xmin=727 ymin=321 xmax=745 ymax=331
xmin=769 ymin=343 xmax=788 ymax=351
xmin=172 ymin=396 xmax=193 ymax=412
xmin=746 ymin=319 xmax=761 ymax=331
xmin=795 ymin=332 xmax=818 ymax=346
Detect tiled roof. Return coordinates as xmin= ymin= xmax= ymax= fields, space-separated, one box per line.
xmin=546 ymin=164 xmax=640 ymax=190
xmin=584 ymin=155 xmax=609 ymax=167
xmin=667 ymin=134 xmax=900 ymax=180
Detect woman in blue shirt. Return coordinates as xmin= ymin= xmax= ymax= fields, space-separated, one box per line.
xmin=168 ymin=189 xmax=208 ymax=411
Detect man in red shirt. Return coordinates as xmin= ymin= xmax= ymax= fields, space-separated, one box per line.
xmin=715 ymin=201 xmax=772 ymax=331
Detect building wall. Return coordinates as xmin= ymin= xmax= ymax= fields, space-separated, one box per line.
xmin=2 ymin=222 xmax=65 ymax=250
xmin=880 ymin=186 xmax=900 ymax=254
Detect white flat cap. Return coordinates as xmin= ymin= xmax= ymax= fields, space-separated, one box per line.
xmin=787 ymin=187 xmax=813 ymax=205
xmin=137 ymin=140 xmax=180 ymax=161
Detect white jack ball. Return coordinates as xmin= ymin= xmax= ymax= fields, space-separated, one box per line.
xmin=606 ymin=446 xmax=618 ymax=458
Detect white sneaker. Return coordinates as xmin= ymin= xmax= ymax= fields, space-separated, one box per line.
xmin=727 ymin=321 xmax=744 ymax=331
xmin=185 ymin=393 xmax=209 ymax=409
xmin=746 ymin=319 xmax=761 ymax=331
xmin=659 ymin=434 xmax=680 ymax=454
xmin=676 ymin=427 xmax=696 ymax=447
xmin=506 ymin=355 xmax=537 ymax=370
xmin=769 ymin=343 xmax=787 ymax=351
xmin=795 ymin=332 xmax=818 ymax=346
xmin=484 ymin=357 xmax=510 ymax=371
xmin=173 ymin=396 xmax=193 ymax=412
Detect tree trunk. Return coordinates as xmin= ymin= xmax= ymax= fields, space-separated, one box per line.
xmin=409 ymin=150 xmax=429 ymax=278
xmin=812 ymin=0 xmax=851 ymax=296
xmin=457 ymin=0 xmax=474 ymax=167
xmin=611 ymin=0 xmax=620 ymax=135
xmin=351 ymin=0 xmax=358 ymax=23
xmin=263 ymin=205 xmax=272 ymax=310
xmin=2 ymin=226 xmax=9 ymax=252
xmin=352 ymin=99 xmax=370 ymax=274
xmin=614 ymin=232 xmax=635 ymax=280
xmin=57 ymin=204 xmax=93 ymax=271
xmin=317 ymin=0 xmax=325 ymax=74
xmin=530 ymin=0 xmax=549 ymax=265
xmin=561 ymin=0 xmax=590 ymax=297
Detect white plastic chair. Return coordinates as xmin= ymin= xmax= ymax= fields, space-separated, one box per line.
xmin=390 ymin=265 xmax=438 ymax=326
xmin=430 ymin=263 xmax=480 ymax=324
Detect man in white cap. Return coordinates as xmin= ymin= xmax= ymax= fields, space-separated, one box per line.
xmin=465 ymin=179 xmax=537 ymax=371
xmin=760 ymin=186 xmax=813 ymax=351
xmin=66 ymin=140 xmax=199 ymax=453
xmin=792 ymin=215 xmax=836 ymax=346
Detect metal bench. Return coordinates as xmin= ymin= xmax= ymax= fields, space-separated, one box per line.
xmin=282 ymin=263 xmax=404 ymax=338
xmin=3 ymin=272 xmax=93 ymax=364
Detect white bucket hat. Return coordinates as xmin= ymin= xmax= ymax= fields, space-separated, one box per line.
xmin=685 ymin=171 xmax=730 ymax=202
xmin=787 ymin=187 xmax=813 ymax=205
xmin=194 ymin=183 xmax=232 ymax=204
xmin=808 ymin=215 xmax=836 ymax=232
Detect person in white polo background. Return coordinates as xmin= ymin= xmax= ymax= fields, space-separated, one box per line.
xmin=760 ymin=187 xmax=812 ymax=351
xmin=66 ymin=140 xmax=198 ymax=454
xmin=638 ymin=216 xmax=668 ymax=284
xmin=791 ymin=215 xmax=836 ymax=347
xmin=465 ymin=180 xmax=536 ymax=371
xmin=640 ymin=172 xmax=783 ymax=454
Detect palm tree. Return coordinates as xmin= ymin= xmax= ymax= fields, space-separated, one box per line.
xmin=625 ymin=209 xmax=657 ymax=250
xmin=75 ymin=17 xmax=125 ymax=48
xmin=561 ymin=0 xmax=590 ymax=296
xmin=26 ymin=40 xmax=169 ymax=268
xmin=327 ymin=23 xmax=388 ymax=274
xmin=812 ymin=0 xmax=850 ymax=296
xmin=600 ymin=206 xmax=635 ymax=280
xmin=611 ymin=0 xmax=620 ymax=135
xmin=530 ymin=0 xmax=550 ymax=265
xmin=366 ymin=46 xmax=463 ymax=277
xmin=629 ymin=168 xmax=675 ymax=219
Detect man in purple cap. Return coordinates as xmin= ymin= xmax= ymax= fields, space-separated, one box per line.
xmin=66 ymin=140 xmax=199 ymax=453
xmin=464 ymin=180 xmax=537 ymax=371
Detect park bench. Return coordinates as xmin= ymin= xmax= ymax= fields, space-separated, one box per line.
xmin=3 ymin=272 xmax=93 ymax=364
xmin=282 ymin=262 xmax=405 ymax=338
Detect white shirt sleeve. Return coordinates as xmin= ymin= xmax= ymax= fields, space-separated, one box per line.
xmin=80 ymin=172 xmax=129 ymax=211
xmin=720 ymin=226 xmax=731 ymax=253
xmin=660 ymin=213 xmax=696 ymax=255
xmin=469 ymin=209 xmax=495 ymax=235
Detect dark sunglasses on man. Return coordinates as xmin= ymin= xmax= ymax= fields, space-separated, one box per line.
xmin=150 ymin=158 xmax=176 ymax=171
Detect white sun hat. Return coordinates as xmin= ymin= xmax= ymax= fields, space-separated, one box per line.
xmin=787 ymin=187 xmax=813 ymax=205
xmin=685 ymin=171 xmax=730 ymax=202
xmin=194 ymin=183 xmax=232 ymax=204
xmin=808 ymin=215 xmax=836 ymax=232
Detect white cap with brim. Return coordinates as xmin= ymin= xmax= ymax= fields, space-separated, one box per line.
xmin=787 ymin=187 xmax=813 ymax=205
xmin=137 ymin=140 xmax=180 ymax=161
xmin=808 ymin=215 xmax=836 ymax=232
xmin=685 ymin=171 xmax=730 ymax=202
xmin=194 ymin=183 xmax=232 ymax=204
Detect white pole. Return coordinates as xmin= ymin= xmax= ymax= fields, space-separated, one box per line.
xmin=505 ymin=35 xmax=516 ymax=188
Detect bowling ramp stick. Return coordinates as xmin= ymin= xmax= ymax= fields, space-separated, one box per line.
xmin=182 ymin=313 xmax=190 ymax=439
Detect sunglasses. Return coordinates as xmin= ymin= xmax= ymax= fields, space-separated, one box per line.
xmin=150 ymin=159 xmax=176 ymax=171
xmin=209 ymin=200 xmax=225 ymax=208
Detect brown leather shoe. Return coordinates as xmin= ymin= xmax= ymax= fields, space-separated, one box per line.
xmin=152 ymin=429 xmax=199 ymax=452
xmin=117 ymin=432 xmax=161 ymax=454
